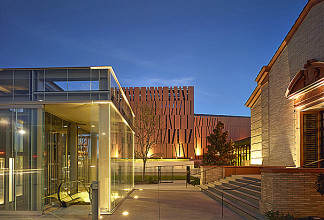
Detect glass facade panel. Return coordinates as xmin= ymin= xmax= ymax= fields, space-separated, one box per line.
xmin=0 ymin=71 xmax=14 ymax=102
xmin=110 ymin=104 xmax=134 ymax=209
xmin=0 ymin=107 xmax=43 ymax=211
xmin=0 ymin=67 xmax=134 ymax=215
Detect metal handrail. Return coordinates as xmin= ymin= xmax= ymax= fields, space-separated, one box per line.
xmin=188 ymin=166 xmax=224 ymax=184
xmin=220 ymin=179 xmax=260 ymax=218
xmin=57 ymin=180 xmax=90 ymax=207
xmin=201 ymin=166 xmax=225 ymax=184
xmin=300 ymin=158 xmax=324 ymax=168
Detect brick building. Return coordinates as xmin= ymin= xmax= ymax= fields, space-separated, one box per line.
xmin=246 ymin=0 xmax=324 ymax=168
xmin=246 ymin=0 xmax=324 ymax=217
xmin=124 ymin=86 xmax=251 ymax=159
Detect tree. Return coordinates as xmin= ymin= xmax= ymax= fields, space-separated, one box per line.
xmin=202 ymin=121 xmax=236 ymax=166
xmin=133 ymin=103 xmax=161 ymax=182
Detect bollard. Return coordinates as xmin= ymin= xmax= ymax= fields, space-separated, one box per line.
xmin=91 ymin=181 xmax=99 ymax=220
xmin=186 ymin=166 xmax=190 ymax=188
xmin=186 ymin=166 xmax=190 ymax=183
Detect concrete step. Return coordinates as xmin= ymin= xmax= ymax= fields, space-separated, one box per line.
xmin=237 ymin=177 xmax=261 ymax=187
xmin=215 ymin=183 xmax=260 ymax=203
xmin=229 ymin=180 xmax=261 ymax=192
xmin=208 ymin=187 xmax=259 ymax=213
xmin=220 ymin=182 xmax=261 ymax=199
xmin=202 ymin=187 xmax=265 ymax=220
xmin=200 ymin=174 xmax=265 ymax=219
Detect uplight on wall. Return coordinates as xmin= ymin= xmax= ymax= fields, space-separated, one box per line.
xmin=196 ymin=147 xmax=201 ymax=156
xmin=251 ymin=158 xmax=262 ymax=165
xmin=147 ymin=150 xmax=153 ymax=158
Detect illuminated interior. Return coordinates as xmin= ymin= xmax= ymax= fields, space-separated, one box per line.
xmin=0 ymin=67 xmax=134 ymax=214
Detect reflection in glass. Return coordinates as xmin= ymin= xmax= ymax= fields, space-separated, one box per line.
xmin=0 ymin=67 xmax=134 ymax=215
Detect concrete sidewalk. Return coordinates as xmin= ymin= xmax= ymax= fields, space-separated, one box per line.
xmin=105 ymin=180 xmax=243 ymax=220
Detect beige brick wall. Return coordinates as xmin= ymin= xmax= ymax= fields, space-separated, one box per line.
xmin=261 ymin=84 xmax=270 ymax=166
xmin=200 ymin=166 xmax=223 ymax=185
xmin=260 ymin=170 xmax=324 ymax=218
xmin=256 ymin=2 xmax=324 ymax=166
xmin=251 ymin=96 xmax=262 ymax=165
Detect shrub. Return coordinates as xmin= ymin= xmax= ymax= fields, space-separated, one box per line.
xmin=264 ymin=210 xmax=294 ymax=220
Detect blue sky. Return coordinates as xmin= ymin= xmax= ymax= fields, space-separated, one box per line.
xmin=0 ymin=0 xmax=307 ymax=116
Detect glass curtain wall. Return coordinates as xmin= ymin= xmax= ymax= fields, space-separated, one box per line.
xmin=0 ymin=107 xmax=43 ymax=212
xmin=0 ymin=67 xmax=134 ymax=214
xmin=110 ymin=104 xmax=134 ymax=210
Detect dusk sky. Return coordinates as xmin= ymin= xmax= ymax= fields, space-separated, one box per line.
xmin=0 ymin=0 xmax=307 ymax=116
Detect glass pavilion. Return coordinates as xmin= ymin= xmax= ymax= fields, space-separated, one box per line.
xmin=0 ymin=66 xmax=134 ymax=214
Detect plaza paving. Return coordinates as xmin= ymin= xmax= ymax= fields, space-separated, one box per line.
xmin=105 ymin=180 xmax=243 ymax=220
xmin=1 ymin=180 xmax=243 ymax=220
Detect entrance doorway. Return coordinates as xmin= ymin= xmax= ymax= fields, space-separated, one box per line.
xmin=44 ymin=104 xmax=97 ymax=209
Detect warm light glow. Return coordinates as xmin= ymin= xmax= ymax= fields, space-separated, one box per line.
xmin=102 ymin=132 xmax=106 ymax=135
xmin=90 ymin=165 xmax=96 ymax=168
xmin=91 ymin=125 xmax=95 ymax=128
xmin=39 ymin=99 xmax=43 ymax=102
xmin=251 ymin=158 xmax=262 ymax=165
xmin=196 ymin=147 xmax=201 ymax=156
xmin=63 ymin=125 xmax=68 ymax=128
xmin=134 ymin=195 xmax=138 ymax=199
xmin=99 ymin=216 xmax=103 ymax=219
xmin=122 ymin=211 xmax=129 ymax=216
xmin=18 ymin=129 xmax=26 ymax=135
xmin=0 ymin=119 xmax=8 ymax=125
xmin=139 ymin=188 xmax=143 ymax=191
xmin=147 ymin=150 xmax=153 ymax=158
xmin=123 ymin=188 xmax=130 ymax=191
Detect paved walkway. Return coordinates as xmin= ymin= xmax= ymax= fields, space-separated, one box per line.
xmin=2 ymin=180 xmax=243 ymax=220
xmin=105 ymin=180 xmax=243 ymax=220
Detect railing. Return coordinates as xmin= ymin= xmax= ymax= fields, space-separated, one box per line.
xmin=201 ymin=167 xmax=219 ymax=184
xmin=220 ymin=180 xmax=260 ymax=218
xmin=190 ymin=166 xmax=222 ymax=185
xmin=57 ymin=180 xmax=90 ymax=207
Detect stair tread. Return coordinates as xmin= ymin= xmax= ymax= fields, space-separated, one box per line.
xmin=202 ymin=188 xmax=263 ymax=219
xmin=228 ymin=180 xmax=261 ymax=189
xmin=218 ymin=182 xmax=261 ymax=198
xmin=209 ymin=187 xmax=259 ymax=208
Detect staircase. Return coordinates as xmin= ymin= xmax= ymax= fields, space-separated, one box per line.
xmin=198 ymin=175 xmax=265 ymax=220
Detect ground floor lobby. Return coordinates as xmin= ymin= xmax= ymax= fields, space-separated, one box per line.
xmin=0 ymin=102 xmax=134 ymax=214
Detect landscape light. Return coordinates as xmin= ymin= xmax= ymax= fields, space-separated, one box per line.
xmin=134 ymin=195 xmax=138 ymax=199
xmin=122 ymin=211 xmax=129 ymax=216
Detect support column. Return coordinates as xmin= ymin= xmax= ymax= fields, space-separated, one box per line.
xmin=98 ymin=104 xmax=110 ymax=214
xmin=90 ymin=133 xmax=97 ymax=182
xmin=70 ymin=123 xmax=78 ymax=194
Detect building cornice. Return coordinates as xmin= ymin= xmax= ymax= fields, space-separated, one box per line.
xmin=246 ymin=0 xmax=324 ymax=108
